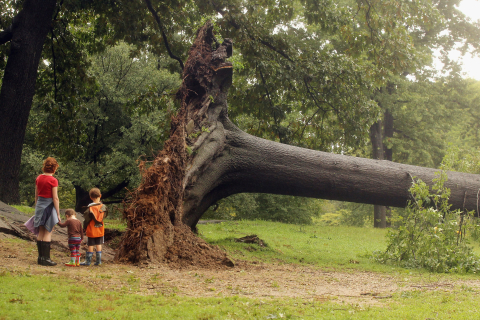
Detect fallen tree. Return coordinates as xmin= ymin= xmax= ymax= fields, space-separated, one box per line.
xmin=115 ymin=22 xmax=480 ymax=266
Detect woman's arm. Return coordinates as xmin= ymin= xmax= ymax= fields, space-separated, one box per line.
xmin=34 ymin=185 xmax=38 ymax=207
xmin=52 ymin=187 xmax=61 ymax=223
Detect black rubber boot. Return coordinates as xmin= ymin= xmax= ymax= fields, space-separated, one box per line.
xmin=37 ymin=240 xmax=43 ymax=265
xmin=41 ymin=241 xmax=57 ymax=266
xmin=80 ymin=252 xmax=93 ymax=266
xmin=94 ymin=251 xmax=102 ymax=266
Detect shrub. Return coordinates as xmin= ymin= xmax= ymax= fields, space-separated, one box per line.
xmin=373 ymin=171 xmax=480 ymax=273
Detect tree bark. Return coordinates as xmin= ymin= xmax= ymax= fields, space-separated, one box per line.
xmin=368 ymin=108 xmax=394 ymax=228
xmin=182 ymin=118 xmax=480 ymax=228
xmin=0 ymin=0 xmax=57 ymax=204
xmin=74 ymin=185 xmax=91 ymax=213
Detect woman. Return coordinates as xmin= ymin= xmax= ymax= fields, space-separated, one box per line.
xmin=34 ymin=157 xmax=61 ymax=266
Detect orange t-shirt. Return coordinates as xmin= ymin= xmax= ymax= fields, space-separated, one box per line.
xmin=36 ymin=175 xmax=58 ymax=198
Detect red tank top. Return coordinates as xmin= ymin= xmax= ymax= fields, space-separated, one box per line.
xmin=36 ymin=175 xmax=58 ymax=198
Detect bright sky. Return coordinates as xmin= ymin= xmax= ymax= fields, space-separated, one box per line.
xmin=450 ymin=0 xmax=480 ymax=80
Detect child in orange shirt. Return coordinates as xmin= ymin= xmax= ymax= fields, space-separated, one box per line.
xmin=57 ymin=209 xmax=83 ymax=266
xmin=81 ymin=188 xmax=107 ymax=266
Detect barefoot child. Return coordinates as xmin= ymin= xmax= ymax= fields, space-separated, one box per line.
xmin=57 ymin=209 xmax=83 ymax=267
xmin=81 ymin=188 xmax=107 ymax=266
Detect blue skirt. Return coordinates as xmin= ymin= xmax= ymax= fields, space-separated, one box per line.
xmin=34 ymin=197 xmax=59 ymax=232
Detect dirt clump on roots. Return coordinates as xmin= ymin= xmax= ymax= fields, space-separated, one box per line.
xmin=115 ymin=22 xmax=233 ymax=269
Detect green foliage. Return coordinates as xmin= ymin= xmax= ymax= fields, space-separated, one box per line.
xmin=206 ymin=195 xmax=372 ymax=227
xmin=374 ymin=172 xmax=480 ymax=273
xmin=372 ymin=74 xmax=480 ymax=171
xmin=21 ymin=42 xmax=181 ymax=205
xmin=203 ymin=193 xmax=323 ymax=225
xmin=317 ymin=212 xmax=342 ymax=226
xmin=316 ymin=201 xmax=373 ymax=227
xmin=433 ymin=143 xmax=480 ymax=244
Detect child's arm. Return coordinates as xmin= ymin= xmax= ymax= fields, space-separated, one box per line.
xmin=57 ymin=220 xmax=68 ymax=228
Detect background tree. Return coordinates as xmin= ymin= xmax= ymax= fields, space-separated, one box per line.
xmin=20 ymin=42 xmax=180 ymax=210
xmin=364 ymin=0 xmax=480 ymax=227
xmin=0 ymin=0 xmax=57 ymax=204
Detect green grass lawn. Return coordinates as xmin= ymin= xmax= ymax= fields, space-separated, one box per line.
xmin=104 ymin=218 xmax=127 ymax=231
xmin=198 ymin=221 xmax=391 ymax=272
xmin=1 ymin=269 xmax=480 ymax=320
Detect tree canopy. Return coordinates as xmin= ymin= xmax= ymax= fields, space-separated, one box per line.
xmin=1 ymin=0 xmax=480 ymax=224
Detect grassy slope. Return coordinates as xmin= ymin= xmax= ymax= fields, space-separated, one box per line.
xmin=200 ymin=221 xmax=391 ymax=272
xmin=9 ymin=205 xmax=35 ymax=215
xmin=2 ymin=219 xmax=480 ymax=319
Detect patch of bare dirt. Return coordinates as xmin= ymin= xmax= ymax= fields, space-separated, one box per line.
xmin=2 ymin=236 xmax=480 ymax=307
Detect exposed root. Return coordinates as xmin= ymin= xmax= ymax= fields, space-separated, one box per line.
xmin=115 ymin=22 xmax=233 ymax=268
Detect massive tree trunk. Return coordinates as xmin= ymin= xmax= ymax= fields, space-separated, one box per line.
xmin=0 ymin=0 xmax=57 ymax=204
xmin=116 ymin=22 xmax=480 ymax=266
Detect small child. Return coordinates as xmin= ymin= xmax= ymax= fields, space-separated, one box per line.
xmin=81 ymin=188 xmax=107 ymax=266
xmin=57 ymin=209 xmax=83 ymax=267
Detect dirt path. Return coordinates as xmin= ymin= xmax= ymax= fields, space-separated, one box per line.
xmin=2 ymin=234 xmax=480 ymax=307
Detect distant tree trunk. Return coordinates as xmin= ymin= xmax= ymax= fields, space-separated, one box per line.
xmin=384 ymin=109 xmax=394 ymax=162
xmin=383 ymin=109 xmax=394 ymax=227
xmin=116 ymin=22 xmax=480 ymax=265
xmin=0 ymin=0 xmax=57 ymax=204
xmin=370 ymin=107 xmax=395 ymax=228
xmin=370 ymin=118 xmax=386 ymax=228
xmin=74 ymin=185 xmax=90 ymax=213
